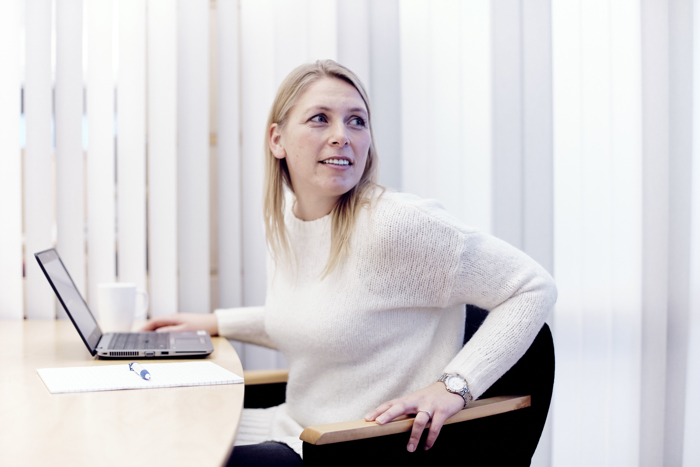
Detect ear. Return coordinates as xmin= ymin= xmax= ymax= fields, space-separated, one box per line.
xmin=269 ymin=123 xmax=286 ymax=160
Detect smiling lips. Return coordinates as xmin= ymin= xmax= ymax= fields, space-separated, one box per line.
xmin=320 ymin=158 xmax=352 ymax=166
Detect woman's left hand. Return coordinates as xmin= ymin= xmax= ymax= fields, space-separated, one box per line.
xmin=364 ymin=382 xmax=465 ymax=452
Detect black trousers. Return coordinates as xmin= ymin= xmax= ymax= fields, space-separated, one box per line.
xmin=228 ymin=323 xmax=554 ymax=467
xmin=227 ymin=441 xmax=302 ymax=467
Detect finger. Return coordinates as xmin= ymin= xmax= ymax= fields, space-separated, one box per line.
xmin=139 ymin=320 xmax=162 ymax=331
xmin=406 ymin=411 xmax=430 ymax=453
xmin=155 ymin=324 xmax=187 ymax=333
xmin=423 ymin=409 xmax=450 ymax=450
xmin=375 ymin=401 xmax=412 ymax=424
xmin=364 ymin=401 xmax=395 ymax=421
xmin=140 ymin=316 xmax=179 ymax=331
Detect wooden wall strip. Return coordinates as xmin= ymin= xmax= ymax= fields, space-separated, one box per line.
xmin=177 ymin=0 xmax=210 ymax=314
xmin=24 ymin=0 xmax=55 ymax=319
xmin=0 ymin=0 xmax=24 ymax=319
xmin=117 ymin=0 xmax=147 ymax=313
xmin=86 ymin=0 xmax=116 ymax=316
xmin=147 ymin=0 xmax=179 ymax=316
xmin=55 ymin=0 xmax=86 ymax=318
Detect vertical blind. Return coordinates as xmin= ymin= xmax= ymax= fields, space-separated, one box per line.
xmin=552 ymin=2 xmax=643 ymax=466
xmin=1 ymin=1 xmax=699 ymax=465
xmin=86 ymin=0 xmax=116 ymax=316
xmin=24 ymin=0 xmax=54 ymax=320
xmin=0 ymin=0 xmax=23 ymax=320
xmin=117 ymin=0 xmax=147 ymax=313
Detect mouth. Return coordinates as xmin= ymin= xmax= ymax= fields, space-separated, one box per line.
xmin=319 ymin=157 xmax=353 ymax=166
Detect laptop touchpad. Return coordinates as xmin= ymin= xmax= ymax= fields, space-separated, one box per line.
xmin=174 ymin=337 xmax=205 ymax=350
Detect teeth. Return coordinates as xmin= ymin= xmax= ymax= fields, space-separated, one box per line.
xmin=322 ymin=159 xmax=350 ymax=166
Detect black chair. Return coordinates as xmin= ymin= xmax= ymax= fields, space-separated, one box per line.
xmin=240 ymin=305 xmax=555 ymax=467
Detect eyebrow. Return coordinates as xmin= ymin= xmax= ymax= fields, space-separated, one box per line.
xmin=306 ymin=105 xmax=368 ymax=115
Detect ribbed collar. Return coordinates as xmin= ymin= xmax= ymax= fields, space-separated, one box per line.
xmin=284 ymin=198 xmax=331 ymax=237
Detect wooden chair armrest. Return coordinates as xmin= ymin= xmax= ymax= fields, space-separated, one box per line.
xmin=243 ymin=369 xmax=289 ymax=385
xmin=300 ymin=395 xmax=530 ymax=445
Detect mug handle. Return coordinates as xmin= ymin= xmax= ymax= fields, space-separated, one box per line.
xmin=136 ymin=289 xmax=150 ymax=320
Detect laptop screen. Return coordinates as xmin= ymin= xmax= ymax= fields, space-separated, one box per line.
xmin=35 ymin=249 xmax=102 ymax=355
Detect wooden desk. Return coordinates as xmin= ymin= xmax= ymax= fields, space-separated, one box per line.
xmin=0 ymin=320 xmax=244 ymax=467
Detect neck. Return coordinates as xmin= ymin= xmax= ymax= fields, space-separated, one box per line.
xmin=293 ymin=192 xmax=339 ymax=221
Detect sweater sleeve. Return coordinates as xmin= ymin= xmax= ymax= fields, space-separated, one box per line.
xmin=442 ymin=230 xmax=557 ymax=399
xmin=214 ymin=306 xmax=278 ymax=350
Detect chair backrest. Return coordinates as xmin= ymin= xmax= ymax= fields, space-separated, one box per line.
xmin=463 ymin=304 xmax=489 ymax=345
xmin=462 ymin=303 xmax=555 ymax=466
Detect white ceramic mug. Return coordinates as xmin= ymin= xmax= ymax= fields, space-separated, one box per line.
xmin=97 ymin=283 xmax=149 ymax=332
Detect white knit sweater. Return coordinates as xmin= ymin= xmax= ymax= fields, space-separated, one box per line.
xmin=215 ymin=191 xmax=557 ymax=457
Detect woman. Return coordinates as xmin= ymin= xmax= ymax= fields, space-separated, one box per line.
xmin=143 ymin=60 xmax=557 ymax=465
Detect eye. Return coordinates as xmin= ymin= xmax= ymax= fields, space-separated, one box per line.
xmin=310 ymin=114 xmax=328 ymax=123
xmin=350 ymin=116 xmax=366 ymax=127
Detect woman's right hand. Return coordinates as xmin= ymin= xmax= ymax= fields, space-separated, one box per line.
xmin=140 ymin=313 xmax=219 ymax=336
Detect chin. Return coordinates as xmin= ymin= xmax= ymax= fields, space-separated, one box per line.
xmin=336 ymin=183 xmax=360 ymax=196
xmin=322 ymin=181 xmax=359 ymax=198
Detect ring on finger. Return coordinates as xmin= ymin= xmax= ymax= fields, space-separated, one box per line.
xmin=417 ymin=409 xmax=432 ymax=419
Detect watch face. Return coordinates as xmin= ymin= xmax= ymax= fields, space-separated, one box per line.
xmin=446 ymin=375 xmax=467 ymax=392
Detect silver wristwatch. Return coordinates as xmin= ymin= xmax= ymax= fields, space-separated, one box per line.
xmin=438 ymin=374 xmax=473 ymax=409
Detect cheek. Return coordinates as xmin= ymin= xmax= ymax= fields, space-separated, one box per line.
xmin=287 ymin=134 xmax=322 ymax=164
xmin=285 ymin=143 xmax=311 ymax=171
xmin=355 ymin=138 xmax=371 ymax=172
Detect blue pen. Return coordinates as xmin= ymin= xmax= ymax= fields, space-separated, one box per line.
xmin=129 ymin=362 xmax=151 ymax=381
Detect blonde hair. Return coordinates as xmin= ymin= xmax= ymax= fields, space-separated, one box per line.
xmin=263 ymin=60 xmax=381 ymax=277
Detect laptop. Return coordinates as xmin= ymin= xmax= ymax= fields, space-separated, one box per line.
xmin=35 ymin=248 xmax=214 ymax=359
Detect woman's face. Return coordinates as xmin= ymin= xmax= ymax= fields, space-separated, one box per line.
xmin=269 ymin=77 xmax=371 ymax=207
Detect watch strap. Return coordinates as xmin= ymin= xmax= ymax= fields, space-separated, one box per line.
xmin=438 ymin=373 xmax=473 ymax=409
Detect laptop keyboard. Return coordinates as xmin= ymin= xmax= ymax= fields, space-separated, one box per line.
xmin=107 ymin=332 xmax=170 ymax=350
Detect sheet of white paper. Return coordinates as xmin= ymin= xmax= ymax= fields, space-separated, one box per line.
xmin=37 ymin=361 xmax=244 ymax=394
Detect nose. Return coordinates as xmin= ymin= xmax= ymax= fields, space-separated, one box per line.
xmin=329 ymin=122 xmax=349 ymax=147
